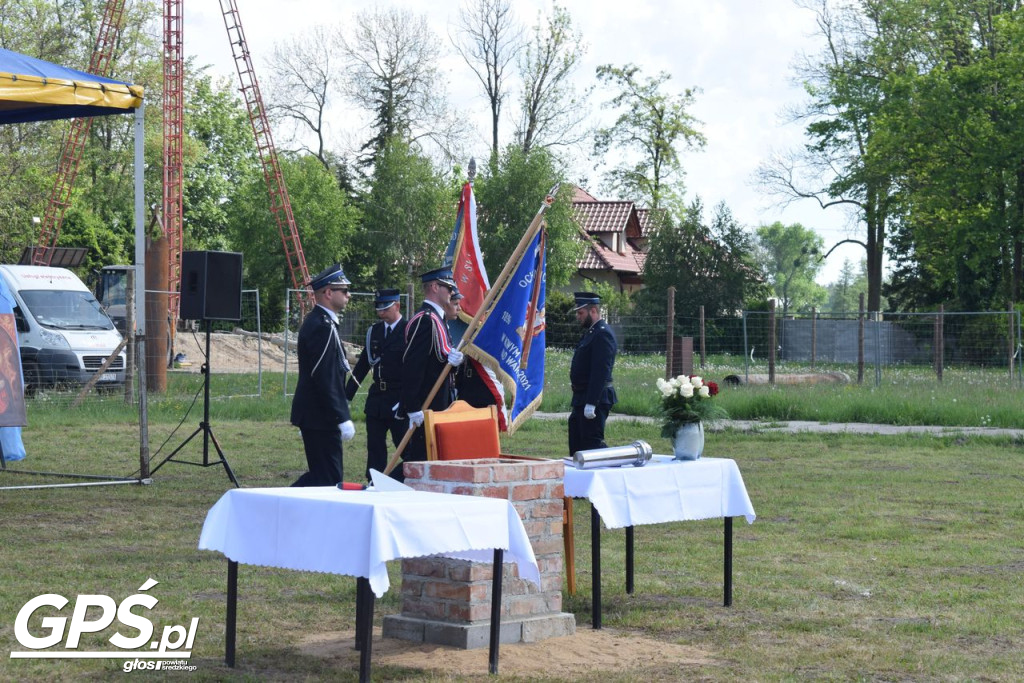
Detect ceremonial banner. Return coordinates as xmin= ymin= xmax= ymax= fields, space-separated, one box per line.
xmin=443 ymin=181 xmax=489 ymax=320
xmin=465 ymin=229 xmax=546 ymax=433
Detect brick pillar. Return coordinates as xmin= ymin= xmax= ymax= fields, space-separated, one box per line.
xmin=381 ymin=458 xmax=575 ymax=649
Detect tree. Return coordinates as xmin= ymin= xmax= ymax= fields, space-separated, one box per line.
xmin=224 ymin=154 xmax=360 ymax=328
xmin=263 ymin=25 xmax=342 ymax=171
xmin=755 ymin=222 xmax=827 ymax=317
xmin=182 ymin=73 xmax=259 ymax=252
xmin=473 ymin=144 xmax=580 ymax=286
xmin=639 ymin=199 xmax=765 ymax=319
xmin=341 ymin=7 xmax=465 ymax=168
xmin=356 ymin=136 xmax=451 ymax=289
xmin=515 ymin=3 xmax=590 ymax=155
xmin=451 ymin=0 xmax=523 ymax=162
xmin=593 ymin=64 xmax=705 ymax=209
xmin=825 ymin=258 xmax=868 ymax=316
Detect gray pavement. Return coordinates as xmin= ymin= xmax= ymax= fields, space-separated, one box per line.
xmin=533 ymin=412 xmax=1024 ymax=438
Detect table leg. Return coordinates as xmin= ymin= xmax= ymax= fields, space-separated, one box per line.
xmin=357 ymin=578 xmax=374 ymax=683
xmin=724 ymin=516 xmax=733 ymax=607
xmin=591 ymin=504 xmax=602 ymax=630
xmin=625 ymin=525 xmax=634 ymax=594
xmin=355 ymin=577 xmax=368 ymax=651
xmin=489 ymin=548 xmax=504 ymax=675
xmin=225 ymin=560 xmax=237 ymax=667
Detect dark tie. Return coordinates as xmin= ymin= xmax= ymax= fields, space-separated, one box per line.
xmin=384 ymin=325 xmax=390 ymax=339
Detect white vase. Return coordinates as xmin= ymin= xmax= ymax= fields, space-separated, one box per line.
xmin=672 ymin=422 xmax=704 ymax=461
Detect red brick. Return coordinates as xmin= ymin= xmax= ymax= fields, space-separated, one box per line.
xmin=549 ymin=483 xmax=564 ymax=498
xmin=529 ymin=461 xmax=564 ymax=480
xmin=531 ymin=500 xmax=566 ymax=519
xmin=427 ymin=462 xmax=494 ymax=483
xmin=402 ymin=558 xmax=447 ymax=578
xmin=407 ymin=482 xmax=447 ymax=493
xmin=491 ymin=464 xmax=529 ymax=482
xmin=507 ymin=595 xmax=547 ymax=617
xmin=511 ymin=484 xmax=545 ymax=501
xmin=523 ymin=520 xmax=547 ymax=536
xmin=530 ymin=538 xmax=565 ymax=556
xmin=451 ymin=485 xmax=509 ymax=499
xmin=403 ymin=462 xmax=425 ymax=480
xmin=401 ymin=577 xmax=425 ymax=597
xmin=425 ymin=581 xmax=471 ymax=601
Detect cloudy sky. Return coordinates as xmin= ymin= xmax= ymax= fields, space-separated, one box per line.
xmin=185 ymin=0 xmax=864 ymax=284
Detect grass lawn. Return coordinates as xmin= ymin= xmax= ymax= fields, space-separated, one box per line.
xmin=2 ymin=401 xmax=1023 ymax=681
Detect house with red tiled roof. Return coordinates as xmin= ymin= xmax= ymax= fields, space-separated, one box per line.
xmin=569 ymin=186 xmax=656 ymax=295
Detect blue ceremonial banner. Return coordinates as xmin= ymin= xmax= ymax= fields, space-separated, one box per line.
xmin=465 ymin=229 xmax=546 ymax=433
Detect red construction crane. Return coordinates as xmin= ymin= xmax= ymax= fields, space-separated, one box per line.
xmin=163 ymin=0 xmax=185 ymax=326
xmin=32 ymin=0 xmax=128 ymax=266
xmin=37 ymin=0 xmax=311 ymax=319
xmin=218 ymin=0 xmax=310 ymax=294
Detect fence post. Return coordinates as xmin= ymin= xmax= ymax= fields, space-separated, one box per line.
xmin=874 ymin=311 xmax=882 ymax=387
xmin=699 ymin=305 xmax=706 ymax=369
xmin=810 ymin=307 xmax=817 ymax=370
xmin=937 ymin=304 xmax=944 ymax=383
xmin=1009 ymin=303 xmax=1015 ymax=383
xmin=768 ymin=300 xmax=776 ymax=385
xmin=857 ymin=293 xmax=865 ymax=385
xmin=742 ymin=310 xmax=749 ymax=383
xmin=124 ymin=268 xmax=135 ymax=405
xmin=665 ymin=286 xmax=675 ymax=379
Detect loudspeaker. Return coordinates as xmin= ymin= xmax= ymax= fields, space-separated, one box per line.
xmin=179 ymin=251 xmax=243 ymax=321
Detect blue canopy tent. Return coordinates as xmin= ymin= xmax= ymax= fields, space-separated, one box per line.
xmin=0 ymin=47 xmax=148 ymax=486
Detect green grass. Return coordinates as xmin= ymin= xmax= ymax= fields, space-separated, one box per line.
xmin=542 ymin=348 xmax=1024 ymax=428
xmin=2 ymin=406 xmax=1024 ymax=680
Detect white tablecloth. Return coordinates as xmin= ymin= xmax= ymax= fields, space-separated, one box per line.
xmin=563 ymin=456 xmax=756 ymax=529
xmin=198 ymin=487 xmax=541 ymax=597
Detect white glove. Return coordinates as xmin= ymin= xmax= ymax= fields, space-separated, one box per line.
xmin=408 ymin=411 xmax=424 ymax=429
xmin=339 ymin=420 xmax=355 ymax=441
xmin=583 ymin=404 xmax=597 ymax=420
xmin=447 ymin=349 xmax=465 ymax=366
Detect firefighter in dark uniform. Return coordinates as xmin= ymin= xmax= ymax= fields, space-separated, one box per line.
xmin=398 ymin=267 xmax=465 ymax=476
xmin=289 ymin=264 xmax=355 ymax=486
xmin=568 ymin=292 xmax=617 ymax=458
xmin=346 ymin=288 xmax=406 ymax=480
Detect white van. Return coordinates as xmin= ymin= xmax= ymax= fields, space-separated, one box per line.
xmin=0 ymin=265 xmax=126 ymax=394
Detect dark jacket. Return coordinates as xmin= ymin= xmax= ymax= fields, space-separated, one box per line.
xmin=569 ymin=318 xmax=618 ymax=407
xmin=290 ymin=305 xmax=351 ymax=429
xmin=400 ymin=302 xmax=454 ymax=413
xmin=346 ymin=317 xmax=407 ymax=419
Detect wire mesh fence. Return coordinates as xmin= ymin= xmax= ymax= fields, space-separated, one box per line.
xmin=16 ymin=289 xmax=1023 ymax=415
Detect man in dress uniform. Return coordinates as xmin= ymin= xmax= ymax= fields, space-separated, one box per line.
xmin=398 ymin=267 xmax=465 ymax=474
xmin=289 ymin=264 xmax=356 ymax=486
xmin=345 ymin=288 xmax=406 ymax=479
xmin=568 ymin=292 xmax=618 ymax=458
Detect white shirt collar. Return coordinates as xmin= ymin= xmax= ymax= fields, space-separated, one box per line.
xmin=423 ymin=300 xmax=445 ymax=317
xmin=317 ymin=304 xmax=339 ymax=324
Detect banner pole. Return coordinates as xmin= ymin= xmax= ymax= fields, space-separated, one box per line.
xmin=383 ymin=186 xmax=559 ymax=475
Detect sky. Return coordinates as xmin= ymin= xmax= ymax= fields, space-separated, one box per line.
xmin=184 ymin=0 xmax=865 ymax=285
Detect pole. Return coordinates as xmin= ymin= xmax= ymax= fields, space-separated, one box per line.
xmin=768 ymin=300 xmax=776 ymax=385
xmin=857 ymin=293 xmax=865 ymax=385
xmin=665 ymin=286 xmax=675 ymax=379
xmin=383 ymin=186 xmax=559 ymax=475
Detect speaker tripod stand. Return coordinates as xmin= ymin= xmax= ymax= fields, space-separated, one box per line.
xmin=151 ymin=319 xmax=239 ymax=487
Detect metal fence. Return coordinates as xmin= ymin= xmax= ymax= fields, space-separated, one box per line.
xmin=18 ymin=291 xmax=1021 ymax=413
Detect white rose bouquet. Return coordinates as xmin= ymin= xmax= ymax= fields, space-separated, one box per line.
xmin=655 ymin=374 xmax=728 ymax=438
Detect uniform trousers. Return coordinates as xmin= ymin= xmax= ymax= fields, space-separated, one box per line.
xmin=365 ymin=414 xmax=405 ymax=480
xmin=292 ymin=428 xmax=343 ymax=487
xmin=568 ymin=402 xmax=611 ymax=458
